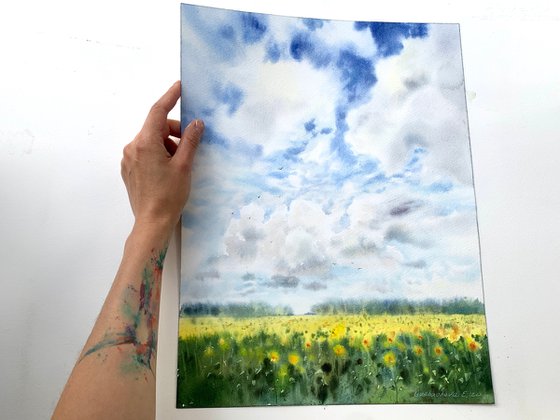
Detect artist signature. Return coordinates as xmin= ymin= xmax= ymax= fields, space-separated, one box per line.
xmin=414 ymin=390 xmax=483 ymax=399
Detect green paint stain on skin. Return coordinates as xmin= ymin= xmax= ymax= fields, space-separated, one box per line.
xmin=81 ymin=246 xmax=168 ymax=373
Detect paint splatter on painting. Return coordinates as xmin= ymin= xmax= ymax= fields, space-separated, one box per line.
xmin=179 ymin=3 xmax=493 ymax=407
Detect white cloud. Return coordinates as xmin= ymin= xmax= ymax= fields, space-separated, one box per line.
xmin=218 ymin=48 xmax=341 ymax=154
xmin=345 ymin=24 xmax=473 ymax=184
xmin=314 ymin=20 xmax=377 ymax=58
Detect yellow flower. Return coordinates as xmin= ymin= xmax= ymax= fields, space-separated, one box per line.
xmin=467 ymin=339 xmax=480 ymax=352
xmin=331 ymin=323 xmax=346 ymax=340
xmin=413 ymin=345 xmax=423 ymax=355
xmin=333 ymin=344 xmax=346 ymax=357
xmin=434 ymin=346 xmax=443 ymax=356
xmin=383 ymin=351 xmax=396 ymax=367
xmin=288 ymin=353 xmax=300 ymax=365
xmin=269 ymin=351 xmax=280 ymax=363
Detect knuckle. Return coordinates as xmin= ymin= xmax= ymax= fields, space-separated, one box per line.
xmin=150 ymin=102 xmax=163 ymax=115
xmin=135 ymin=142 xmax=149 ymax=154
xmin=122 ymin=143 xmax=132 ymax=158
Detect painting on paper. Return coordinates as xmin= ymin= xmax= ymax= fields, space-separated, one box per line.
xmin=178 ymin=3 xmax=493 ymax=407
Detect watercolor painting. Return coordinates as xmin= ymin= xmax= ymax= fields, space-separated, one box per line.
xmin=178 ymin=3 xmax=493 ymax=407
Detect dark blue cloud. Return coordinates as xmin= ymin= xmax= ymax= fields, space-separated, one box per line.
xmin=304 ymin=119 xmax=316 ymax=133
xmin=265 ymin=40 xmax=281 ymax=63
xmin=232 ymin=140 xmax=263 ymax=161
xmin=330 ymin=106 xmax=357 ymax=166
xmin=283 ymin=142 xmax=307 ymax=162
xmin=336 ymin=49 xmax=377 ymax=104
xmin=355 ymin=22 xmax=429 ymax=57
xmin=218 ymin=24 xmax=235 ymax=40
xmin=199 ymin=126 xmax=229 ymax=148
xmin=302 ymin=18 xmax=324 ymax=31
xmin=213 ymin=83 xmax=245 ymax=115
xmin=289 ymin=32 xmax=332 ymax=68
xmin=240 ymin=13 xmax=267 ymax=44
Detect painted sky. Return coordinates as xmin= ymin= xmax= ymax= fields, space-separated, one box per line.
xmin=180 ymin=4 xmax=483 ymax=314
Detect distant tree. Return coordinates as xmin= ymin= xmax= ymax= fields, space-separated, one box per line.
xmin=311 ymin=297 xmax=484 ymax=315
xmin=180 ymin=301 xmax=295 ymax=317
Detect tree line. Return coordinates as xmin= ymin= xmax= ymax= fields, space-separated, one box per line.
xmin=180 ymin=297 xmax=484 ymax=317
xmin=310 ymin=297 xmax=485 ymax=315
xmin=180 ymin=302 xmax=294 ymax=317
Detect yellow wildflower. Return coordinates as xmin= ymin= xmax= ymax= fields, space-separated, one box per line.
xmin=467 ymin=339 xmax=480 ymax=352
xmin=288 ymin=353 xmax=300 ymax=365
xmin=383 ymin=351 xmax=396 ymax=367
xmin=331 ymin=323 xmax=346 ymax=340
xmin=269 ymin=351 xmax=280 ymax=363
xmin=333 ymin=344 xmax=346 ymax=357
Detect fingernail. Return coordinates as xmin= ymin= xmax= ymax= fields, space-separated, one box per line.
xmin=191 ymin=119 xmax=204 ymax=133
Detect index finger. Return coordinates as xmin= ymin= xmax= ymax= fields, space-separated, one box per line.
xmin=144 ymin=81 xmax=181 ymax=129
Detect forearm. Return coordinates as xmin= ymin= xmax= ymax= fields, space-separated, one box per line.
xmin=53 ymin=82 xmax=203 ymax=419
xmin=53 ymin=222 xmax=173 ymax=419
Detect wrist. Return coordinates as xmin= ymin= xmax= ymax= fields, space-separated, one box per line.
xmin=127 ymin=218 xmax=177 ymax=253
xmin=133 ymin=215 xmax=178 ymax=239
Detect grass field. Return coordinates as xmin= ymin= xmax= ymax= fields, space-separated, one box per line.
xmin=177 ymin=313 xmax=493 ymax=407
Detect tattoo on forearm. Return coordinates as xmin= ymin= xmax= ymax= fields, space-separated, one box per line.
xmin=81 ymin=248 xmax=167 ymax=374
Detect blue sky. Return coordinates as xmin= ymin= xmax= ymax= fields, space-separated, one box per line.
xmin=180 ymin=5 xmax=483 ymax=314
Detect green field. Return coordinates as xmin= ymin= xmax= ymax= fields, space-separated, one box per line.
xmin=177 ymin=313 xmax=493 ymax=407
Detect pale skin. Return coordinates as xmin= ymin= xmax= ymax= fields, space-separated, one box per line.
xmin=53 ymin=82 xmax=204 ymax=419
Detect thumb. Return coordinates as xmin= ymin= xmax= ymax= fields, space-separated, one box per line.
xmin=175 ymin=119 xmax=204 ymax=169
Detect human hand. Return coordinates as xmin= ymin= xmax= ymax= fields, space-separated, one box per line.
xmin=121 ymin=81 xmax=204 ymax=235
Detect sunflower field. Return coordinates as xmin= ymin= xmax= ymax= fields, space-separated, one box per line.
xmin=177 ymin=313 xmax=493 ymax=407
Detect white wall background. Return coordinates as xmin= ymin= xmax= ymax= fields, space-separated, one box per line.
xmin=1 ymin=1 xmax=559 ymax=419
